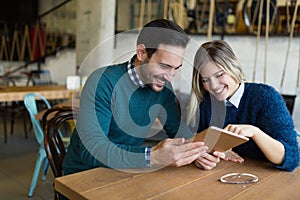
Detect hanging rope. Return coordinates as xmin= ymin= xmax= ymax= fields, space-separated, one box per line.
xmin=264 ymin=0 xmax=270 ymax=83
xmin=296 ymin=0 xmax=300 ymax=90
xmin=139 ymin=0 xmax=145 ymax=28
xmin=10 ymin=27 xmax=21 ymax=61
xmin=20 ymin=25 xmax=33 ymax=61
xmin=168 ymin=0 xmax=189 ymax=30
xmin=280 ymin=0 xmax=299 ymax=87
xmin=147 ymin=0 xmax=152 ymax=22
xmin=0 ymin=35 xmax=9 ymax=61
xmin=286 ymin=0 xmax=291 ymax=32
xmin=207 ymin=0 xmax=215 ymax=41
xmin=163 ymin=0 xmax=168 ymax=19
xmin=297 ymin=40 xmax=300 ymax=88
xmin=253 ymin=0 xmax=264 ymax=82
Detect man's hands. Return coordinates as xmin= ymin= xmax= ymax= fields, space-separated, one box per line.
xmin=150 ymin=138 xmax=208 ymax=167
xmin=150 ymin=138 xmax=244 ymax=170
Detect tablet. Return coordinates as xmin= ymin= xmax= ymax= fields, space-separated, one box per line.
xmin=193 ymin=126 xmax=249 ymax=153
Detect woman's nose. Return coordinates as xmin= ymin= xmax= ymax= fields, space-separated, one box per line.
xmin=209 ymin=77 xmax=219 ymax=89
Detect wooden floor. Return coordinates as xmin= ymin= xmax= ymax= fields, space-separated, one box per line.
xmin=0 ymin=118 xmax=54 ymax=200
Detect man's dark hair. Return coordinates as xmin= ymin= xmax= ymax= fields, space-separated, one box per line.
xmin=137 ymin=19 xmax=190 ymax=58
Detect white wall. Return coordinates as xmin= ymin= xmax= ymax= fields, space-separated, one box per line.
xmin=39 ymin=33 xmax=300 ymax=131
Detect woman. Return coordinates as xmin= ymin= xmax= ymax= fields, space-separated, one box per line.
xmin=187 ymin=40 xmax=299 ymax=171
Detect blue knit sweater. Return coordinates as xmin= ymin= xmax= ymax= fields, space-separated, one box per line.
xmin=63 ymin=62 xmax=193 ymax=175
xmin=198 ymin=83 xmax=299 ymax=171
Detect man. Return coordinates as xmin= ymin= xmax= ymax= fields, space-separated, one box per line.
xmin=63 ymin=19 xmax=210 ymax=175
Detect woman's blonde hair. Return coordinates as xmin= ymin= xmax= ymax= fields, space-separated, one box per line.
xmin=187 ymin=40 xmax=246 ymax=126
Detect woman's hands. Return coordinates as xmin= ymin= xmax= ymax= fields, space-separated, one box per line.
xmin=224 ymin=124 xmax=285 ymax=164
xmin=224 ymin=124 xmax=261 ymax=139
xmin=194 ymin=151 xmax=222 ymax=170
xmin=194 ymin=150 xmax=244 ymax=170
xmin=223 ymin=150 xmax=244 ymax=163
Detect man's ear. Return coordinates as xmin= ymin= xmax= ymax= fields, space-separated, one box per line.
xmin=136 ymin=44 xmax=147 ymax=62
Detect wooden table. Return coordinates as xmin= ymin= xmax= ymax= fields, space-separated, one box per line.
xmin=0 ymin=85 xmax=72 ymax=102
xmin=54 ymin=158 xmax=300 ymax=199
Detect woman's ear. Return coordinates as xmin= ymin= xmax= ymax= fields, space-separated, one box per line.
xmin=136 ymin=44 xmax=147 ymax=62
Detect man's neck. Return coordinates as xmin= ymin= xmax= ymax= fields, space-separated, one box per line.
xmin=133 ymin=57 xmax=140 ymax=68
xmin=133 ymin=57 xmax=144 ymax=82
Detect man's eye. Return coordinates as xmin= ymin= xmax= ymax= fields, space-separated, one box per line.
xmin=159 ymin=64 xmax=169 ymax=69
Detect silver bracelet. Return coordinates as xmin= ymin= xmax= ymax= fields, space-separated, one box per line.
xmin=220 ymin=173 xmax=259 ymax=184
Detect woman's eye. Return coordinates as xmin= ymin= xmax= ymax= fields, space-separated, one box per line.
xmin=201 ymin=79 xmax=208 ymax=83
xmin=216 ymin=72 xmax=224 ymax=78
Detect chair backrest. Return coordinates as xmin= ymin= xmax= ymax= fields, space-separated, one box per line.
xmin=26 ymin=70 xmax=54 ymax=86
xmin=42 ymin=106 xmax=78 ymax=177
xmin=24 ymin=93 xmax=51 ymax=145
xmin=281 ymin=94 xmax=297 ymax=116
xmin=0 ymin=76 xmax=16 ymax=86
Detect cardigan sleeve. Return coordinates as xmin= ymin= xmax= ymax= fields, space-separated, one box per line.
xmin=256 ymin=85 xmax=299 ymax=171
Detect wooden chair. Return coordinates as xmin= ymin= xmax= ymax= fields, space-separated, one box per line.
xmin=42 ymin=106 xmax=78 ymax=200
xmin=281 ymin=94 xmax=296 ymax=116
xmin=281 ymin=94 xmax=299 ymax=137
xmin=26 ymin=69 xmax=56 ymax=86
xmin=0 ymin=76 xmax=28 ymax=143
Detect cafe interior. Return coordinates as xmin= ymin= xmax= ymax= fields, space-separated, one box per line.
xmin=0 ymin=0 xmax=300 ymax=199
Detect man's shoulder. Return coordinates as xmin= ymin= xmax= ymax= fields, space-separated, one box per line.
xmin=93 ymin=62 xmax=127 ymax=75
xmin=88 ymin=62 xmax=128 ymax=83
xmin=82 ymin=61 xmax=128 ymax=92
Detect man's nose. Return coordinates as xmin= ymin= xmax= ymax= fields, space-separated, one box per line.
xmin=166 ymin=68 xmax=176 ymax=82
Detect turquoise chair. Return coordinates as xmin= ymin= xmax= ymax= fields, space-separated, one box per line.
xmin=24 ymin=93 xmax=51 ymax=197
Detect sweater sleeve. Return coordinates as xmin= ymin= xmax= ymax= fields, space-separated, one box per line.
xmin=256 ymin=85 xmax=299 ymax=171
xmin=76 ymin=68 xmax=148 ymax=169
xmin=197 ymin=93 xmax=212 ymax=133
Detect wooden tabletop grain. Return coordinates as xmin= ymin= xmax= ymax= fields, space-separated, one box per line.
xmin=55 ymin=158 xmax=300 ymax=200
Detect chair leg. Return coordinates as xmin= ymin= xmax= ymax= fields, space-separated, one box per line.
xmin=23 ymin=113 xmax=28 ymax=139
xmin=42 ymin=159 xmax=49 ymax=181
xmin=56 ymin=191 xmax=69 ymax=200
xmin=10 ymin=112 xmax=15 ymax=135
xmin=9 ymin=111 xmax=28 ymax=139
xmin=2 ymin=113 xmax=7 ymax=143
xmin=28 ymin=149 xmax=47 ymax=197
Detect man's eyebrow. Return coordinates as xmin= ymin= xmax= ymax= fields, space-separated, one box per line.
xmin=159 ymin=62 xmax=182 ymax=69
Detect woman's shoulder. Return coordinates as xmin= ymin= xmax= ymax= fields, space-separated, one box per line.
xmin=245 ymin=82 xmax=276 ymax=90
xmin=245 ymin=82 xmax=280 ymax=98
xmin=244 ymin=82 xmax=287 ymax=113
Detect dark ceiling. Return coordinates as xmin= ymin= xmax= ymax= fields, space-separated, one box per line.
xmin=0 ymin=0 xmax=38 ymax=22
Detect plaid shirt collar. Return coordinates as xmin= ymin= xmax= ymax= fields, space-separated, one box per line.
xmin=127 ymin=55 xmax=145 ymax=88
